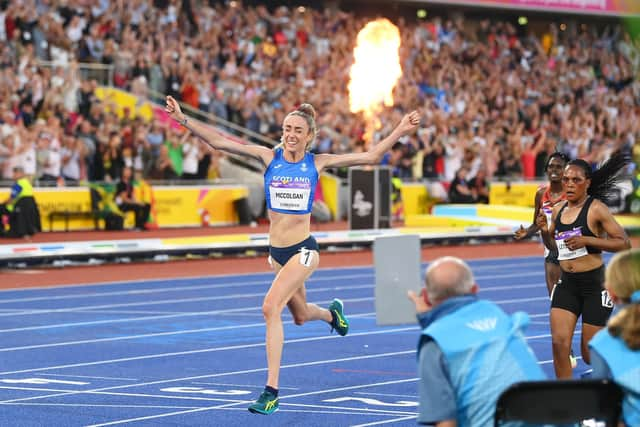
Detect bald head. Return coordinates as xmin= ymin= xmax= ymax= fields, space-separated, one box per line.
xmin=424 ymin=256 xmax=476 ymax=303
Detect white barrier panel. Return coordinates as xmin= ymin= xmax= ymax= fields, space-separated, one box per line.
xmin=373 ymin=234 xmax=422 ymax=325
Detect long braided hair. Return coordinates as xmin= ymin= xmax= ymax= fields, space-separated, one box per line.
xmin=566 ymin=151 xmax=631 ymax=204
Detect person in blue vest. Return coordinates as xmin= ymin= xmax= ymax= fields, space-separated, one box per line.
xmin=589 ymin=249 xmax=640 ymax=427
xmin=165 ymin=95 xmax=420 ymax=415
xmin=407 ymin=256 xmax=545 ymax=426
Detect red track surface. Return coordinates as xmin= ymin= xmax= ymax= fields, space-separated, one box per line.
xmin=1 ymin=223 xmax=637 ymax=289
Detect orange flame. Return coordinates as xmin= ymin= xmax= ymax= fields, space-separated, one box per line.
xmin=348 ymin=19 xmax=402 ymax=144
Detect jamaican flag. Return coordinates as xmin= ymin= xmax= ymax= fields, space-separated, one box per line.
xmin=86 ymin=182 xmax=124 ymax=217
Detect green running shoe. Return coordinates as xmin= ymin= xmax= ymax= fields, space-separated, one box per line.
xmin=248 ymin=390 xmax=279 ymax=415
xmin=328 ymin=298 xmax=349 ymax=336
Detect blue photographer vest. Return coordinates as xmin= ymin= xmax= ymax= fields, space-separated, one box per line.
xmin=422 ymin=300 xmax=545 ymax=426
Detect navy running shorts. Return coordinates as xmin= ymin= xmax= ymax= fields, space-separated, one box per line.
xmin=269 ymin=235 xmax=319 ymax=266
xmin=550 ymin=265 xmax=612 ymax=326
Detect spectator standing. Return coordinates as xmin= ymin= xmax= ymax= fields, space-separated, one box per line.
xmin=37 ymin=132 xmax=61 ymax=184
xmin=60 ymin=134 xmax=83 ymax=184
xmin=103 ymin=131 xmax=123 ymax=181
xmin=407 ymin=256 xmax=545 ymax=426
xmin=180 ymin=132 xmax=200 ymax=180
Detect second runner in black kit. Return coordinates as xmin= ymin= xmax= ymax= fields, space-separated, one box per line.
xmin=537 ymin=153 xmax=631 ymax=378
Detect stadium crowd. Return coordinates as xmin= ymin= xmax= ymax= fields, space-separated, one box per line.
xmin=0 ymin=0 xmax=639 ymax=194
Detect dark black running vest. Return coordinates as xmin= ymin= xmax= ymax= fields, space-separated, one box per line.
xmin=554 ymin=197 xmax=602 ymax=254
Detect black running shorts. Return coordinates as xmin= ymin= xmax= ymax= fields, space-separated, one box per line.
xmin=550 ymin=265 xmax=612 ymax=326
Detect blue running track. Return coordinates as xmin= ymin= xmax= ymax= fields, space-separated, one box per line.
xmin=0 ymin=255 xmax=602 ymax=426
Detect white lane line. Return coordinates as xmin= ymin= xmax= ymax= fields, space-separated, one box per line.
xmin=0 ymin=308 xmax=252 ymax=334
xmin=1 ymin=286 xmax=548 ymax=332
xmin=65 ymin=309 xmax=188 ymax=315
xmin=0 ymin=265 xmax=377 ymax=293
xmin=210 ymin=407 xmax=405 ymax=415
xmin=0 ymin=303 xmax=549 ymax=353
xmin=1 ymin=275 xmax=541 ymax=317
xmin=0 ymin=349 xmax=416 ymax=404
xmin=0 ymin=268 xmax=542 ymax=307
xmin=85 ymin=377 xmax=421 ymax=427
xmin=351 ymin=415 xmax=418 ymax=427
xmin=479 ymin=282 xmax=543 ymax=292
xmin=280 ymin=378 xmax=418 ymax=401
xmin=0 ymin=274 xmax=372 ymax=304
xmin=39 ymin=374 xmax=138 ymax=381
xmin=4 ymin=402 xmax=384 ymax=417
xmin=0 ymin=257 xmax=541 ymax=294
xmin=497 ymin=296 xmax=548 ymax=304
xmin=354 ymin=392 xmax=417 ymax=398
xmin=0 ymin=283 xmax=387 ymax=317
xmin=281 ymin=401 xmax=415 ymax=415
xmin=190 ymin=381 xmax=298 ymax=390
xmin=0 ymin=385 xmax=415 ymax=417
xmin=2 ymin=403 xmax=202 ymax=409
xmin=0 ymin=297 xmax=359 ymax=333
xmin=0 ymin=386 xmax=244 ymax=403
xmin=0 ymin=322 xmax=264 ymax=352
xmin=84 ymin=405 xmax=224 ymax=426
xmin=538 ymin=355 xmax=583 ymax=365
xmin=1 ymin=312 xmax=367 ymax=352
xmin=0 ymin=328 xmax=416 ymax=376
xmin=84 ymin=405 xmax=406 ymax=427
xmin=0 ymin=290 xmax=294 ymax=317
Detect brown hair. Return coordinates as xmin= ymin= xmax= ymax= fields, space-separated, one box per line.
xmin=279 ymin=103 xmax=317 ymax=151
xmin=606 ymin=249 xmax=640 ymax=350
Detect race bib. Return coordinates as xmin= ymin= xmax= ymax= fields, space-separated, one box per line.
xmin=269 ymin=184 xmax=311 ymax=211
xmin=601 ymin=290 xmax=614 ymax=308
xmin=299 ymin=247 xmax=314 ymax=267
xmin=556 ymin=228 xmax=588 ymax=260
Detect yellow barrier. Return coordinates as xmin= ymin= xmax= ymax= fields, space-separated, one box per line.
xmin=477 ymin=204 xmax=534 ymax=223
xmin=489 ymin=182 xmax=542 ymax=207
xmin=405 ymin=214 xmax=496 ymax=228
xmin=320 ymin=174 xmax=340 ymax=219
xmin=400 ymin=183 xmax=429 ymax=216
xmin=1 ymin=185 xmax=248 ymax=231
